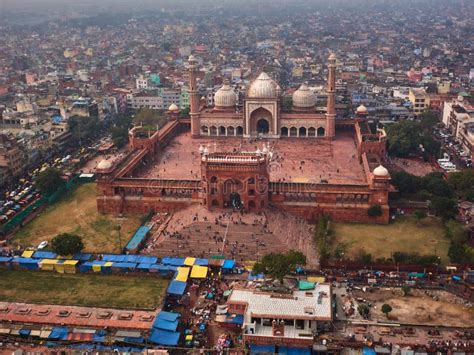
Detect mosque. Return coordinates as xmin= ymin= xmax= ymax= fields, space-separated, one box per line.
xmin=96 ymin=54 xmax=392 ymax=224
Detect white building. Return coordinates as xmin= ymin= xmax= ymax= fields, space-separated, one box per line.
xmin=126 ymin=92 xmax=163 ymax=110
xmin=443 ymin=96 xmax=474 ymax=158
xmin=221 ymin=285 xmax=332 ymax=351
xmin=136 ymin=75 xmax=149 ymax=90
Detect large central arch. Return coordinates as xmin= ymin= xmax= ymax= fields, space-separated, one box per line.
xmin=249 ymin=107 xmax=273 ymax=135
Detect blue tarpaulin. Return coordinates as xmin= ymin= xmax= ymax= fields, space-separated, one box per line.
xmin=250 ymin=344 xmax=275 ymax=354
xmin=363 ymin=347 xmax=377 ymax=355
xmin=73 ymin=253 xmax=92 ymax=261
xmin=149 ymin=329 xmax=180 ymax=346
xmin=19 ymin=329 xmax=31 ymax=336
xmin=137 ymin=255 xmax=157 ymax=264
xmin=247 ymin=273 xmax=264 ymax=281
xmin=153 ymin=318 xmax=178 ymax=332
xmin=224 ymin=314 xmax=244 ymax=325
xmin=167 ymin=280 xmax=187 ymax=295
xmin=13 ymin=257 xmax=39 ymax=270
xmin=279 ymin=346 xmax=311 ymax=355
xmin=32 ymin=251 xmax=57 ymax=259
xmin=161 ymin=257 xmax=185 ymax=266
xmin=49 ymin=327 xmax=69 ymax=340
xmin=156 ymin=311 xmax=180 ymax=322
xmin=0 ymin=257 xmax=12 ymax=263
xmin=125 ymin=226 xmax=150 ymax=251
xmin=112 ymin=262 xmax=136 ymax=270
xmin=124 ymin=336 xmax=145 ymax=343
xmin=222 ymin=260 xmax=235 ymax=269
xmin=194 ymin=258 xmax=209 ymax=266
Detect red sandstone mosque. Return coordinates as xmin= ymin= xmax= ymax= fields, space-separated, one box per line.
xmin=96 ymin=54 xmax=393 ymax=224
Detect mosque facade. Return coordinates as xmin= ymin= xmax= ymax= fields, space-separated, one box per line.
xmin=96 ymin=55 xmax=392 ymax=224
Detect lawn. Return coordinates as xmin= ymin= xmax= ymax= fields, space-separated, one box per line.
xmin=12 ymin=183 xmax=143 ymax=253
xmin=0 ymin=270 xmax=167 ymax=309
xmin=332 ymin=216 xmax=450 ymax=263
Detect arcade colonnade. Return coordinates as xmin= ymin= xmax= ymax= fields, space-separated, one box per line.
xmin=200 ymin=125 xmax=326 ymax=137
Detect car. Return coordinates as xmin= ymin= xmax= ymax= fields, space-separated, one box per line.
xmin=37 ymin=241 xmax=48 ymax=249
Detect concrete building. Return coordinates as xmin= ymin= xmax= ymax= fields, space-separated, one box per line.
xmin=0 ymin=134 xmax=24 ymax=184
xmin=443 ymin=96 xmax=474 ymax=157
xmin=126 ymin=92 xmax=163 ymax=110
xmin=136 ymin=74 xmax=149 ymax=90
xmin=409 ymin=88 xmax=430 ymax=116
xmin=225 ymin=286 xmax=332 ymax=352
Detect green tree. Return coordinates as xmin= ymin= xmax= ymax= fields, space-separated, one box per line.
xmin=381 ymin=303 xmax=392 ymax=318
xmin=367 ymin=204 xmax=382 ymax=217
xmin=68 ymin=115 xmax=101 ymax=145
xmin=357 ymin=304 xmax=370 ymax=319
xmin=445 ymin=220 xmax=468 ymax=244
xmin=448 ymin=244 xmax=474 ymax=264
xmin=386 ymin=121 xmax=440 ymax=158
xmin=418 ymin=111 xmax=439 ymax=131
xmin=448 ymin=169 xmax=474 ymax=201
xmin=133 ymin=107 xmax=168 ymax=128
xmin=180 ymin=106 xmax=190 ymax=118
xmin=401 ymin=285 xmax=411 ymax=296
xmin=252 ymin=250 xmax=306 ymax=282
xmin=391 ymin=171 xmax=421 ymax=197
xmin=51 ymin=233 xmax=84 ymax=256
xmin=413 ymin=210 xmax=427 ymax=225
xmin=430 ymin=196 xmax=457 ymax=221
xmin=35 ymin=167 xmax=65 ymax=195
xmin=357 ymin=249 xmax=373 ymax=263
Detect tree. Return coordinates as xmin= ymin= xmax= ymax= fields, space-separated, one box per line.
xmin=413 ymin=210 xmax=427 ymax=226
xmin=252 ymin=250 xmax=306 ymax=282
xmin=448 ymin=169 xmax=474 ymax=201
xmin=51 ymin=233 xmax=84 ymax=256
xmin=445 ymin=220 xmax=468 ymax=244
xmin=448 ymin=243 xmax=474 ymax=264
xmin=401 ymin=285 xmax=411 ymax=296
xmin=35 ymin=167 xmax=65 ymax=195
xmin=381 ymin=303 xmax=392 ymax=318
xmin=357 ymin=304 xmax=370 ymax=319
xmin=133 ymin=107 xmax=167 ymax=128
xmin=367 ymin=204 xmax=382 ymax=217
xmin=386 ymin=120 xmax=440 ymax=158
xmin=391 ymin=171 xmax=421 ymax=197
xmin=179 ymin=106 xmax=190 ymax=118
xmin=357 ymin=249 xmax=373 ymax=264
xmin=418 ymin=111 xmax=439 ymax=131
xmin=68 ymin=115 xmax=101 ymax=145
xmin=430 ymin=196 xmax=457 ymax=221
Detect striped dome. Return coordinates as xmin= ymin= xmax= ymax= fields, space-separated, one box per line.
xmin=214 ymin=80 xmax=236 ymax=107
xmin=292 ymin=84 xmax=315 ymax=108
xmin=247 ymin=72 xmax=277 ymax=98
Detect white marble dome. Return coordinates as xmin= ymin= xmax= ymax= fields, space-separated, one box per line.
xmin=97 ymin=160 xmax=112 ymax=170
xmin=292 ymin=84 xmax=315 ymax=108
xmin=168 ymin=103 xmax=179 ymax=111
xmin=214 ymin=80 xmax=236 ymax=107
xmin=373 ymin=165 xmax=389 ymax=177
xmin=356 ymin=104 xmax=368 ymax=114
xmin=247 ymin=72 xmax=277 ymax=98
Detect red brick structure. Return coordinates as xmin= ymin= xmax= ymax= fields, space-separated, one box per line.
xmin=96 ymin=54 xmax=392 ymax=224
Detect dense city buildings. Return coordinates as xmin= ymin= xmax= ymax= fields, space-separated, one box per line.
xmin=0 ymin=0 xmax=473 ymax=353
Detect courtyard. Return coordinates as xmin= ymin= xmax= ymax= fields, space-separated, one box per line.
xmin=135 ymin=131 xmax=367 ymax=185
xmin=332 ymin=216 xmax=450 ymax=262
xmin=0 ymin=269 xmax=168 ymax=309
xmin=12 ymin=183 xmax=143 ymax=253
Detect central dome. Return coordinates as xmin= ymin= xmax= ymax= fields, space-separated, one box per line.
xmin=214 ymin=80 xmax=236 ymax=108
xmin=247 ymin=72 xmax=277 ymax=98
xmin=292 ymin=84 xmax=315 ymax=108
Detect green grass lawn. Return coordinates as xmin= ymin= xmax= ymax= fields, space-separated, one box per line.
xmin=332 ymin=216 xmax=450 ymax=263
xmin=12 ymin=183 xmax=143 ymax=253
xmin=0 ymin=270 xmax=167 ymax=309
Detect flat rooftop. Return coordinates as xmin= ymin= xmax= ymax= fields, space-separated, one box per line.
xmin=229 ymin=286 xmax=332 ymax=320
xmin=135 ymin=132 xmax=367 ymax=185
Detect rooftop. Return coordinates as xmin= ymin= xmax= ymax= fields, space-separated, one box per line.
xmin=229 ymin=286 xmax=332 ymax=320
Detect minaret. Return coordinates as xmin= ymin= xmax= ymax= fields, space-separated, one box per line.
xmin=325 ymin=53 xmax=336 ymax=139
xmin=188 ymin=55 xmax=200 ymax=137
